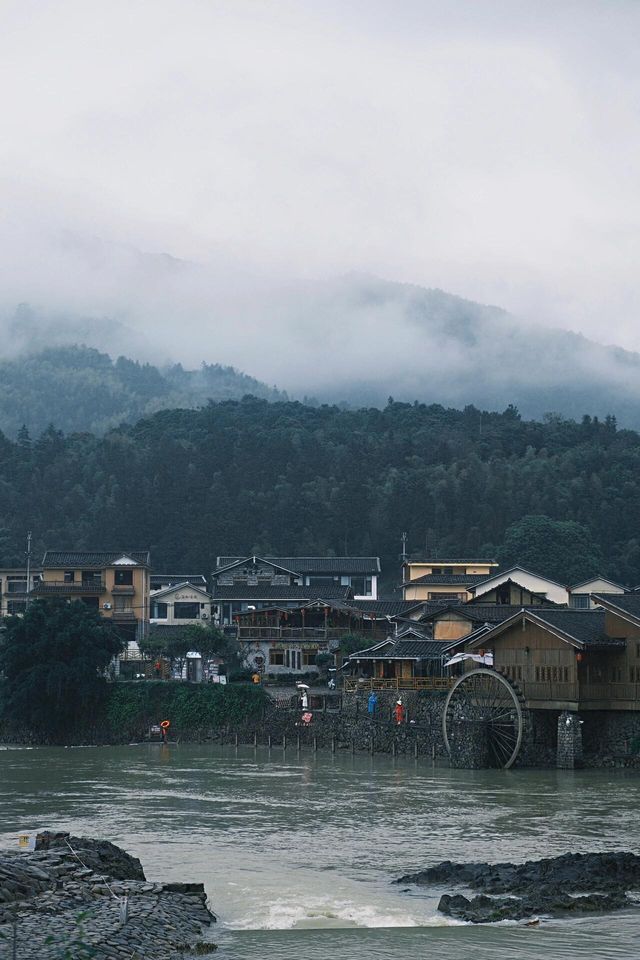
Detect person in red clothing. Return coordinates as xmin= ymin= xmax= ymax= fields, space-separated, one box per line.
xmin=394 ymin=699 xmax=405 ymax=725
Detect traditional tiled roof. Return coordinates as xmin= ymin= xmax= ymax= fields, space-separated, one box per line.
xmin=420 ymin=602 xmax=563 ymax=624
xmin=468 ymin=608 xmax=621 ymax=650
xmin=405 ymin=558 xmax=497 ymax=565
xmin=215 ymin=556 xmax=380 ymax=574
xmin=467 ymin=565 xmax=568 ymax=594
xmin=348 ymin=638 xmax=451 ymax=660
xmin=43 ymin=550 xmax=150 ymax=568
xmin=150 ymin=574 xmax=207 ymax=587
xmin=347 ymin=600 xmax=427 ymax=617
xmin=591 ymin=593 xmax=640 ymax=627
xmin=211 ymin=585 xmax=353 ymax=601
xmin=150 ymin=581 xmax=211 ymax=601
xmin=395 ymin=622 xmax=432 ymax=640
xmin=403 ymin=573 xmax=490 ymax=587
xmin=570 ymin=577 xmax=629 ymax=591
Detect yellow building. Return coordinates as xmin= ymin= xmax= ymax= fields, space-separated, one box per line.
xmin=33 ymin=550 xmax=151 ymax=643
xmin=401 ymin=558 xmax=498 ymax=602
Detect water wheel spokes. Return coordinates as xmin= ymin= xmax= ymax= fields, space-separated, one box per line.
xmin=443 ymin=667 xmax=523 ymax=769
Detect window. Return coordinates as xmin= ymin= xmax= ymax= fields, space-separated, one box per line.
xmin=570 ymin=594 xmax=590 ymax=609
xmin=303 ymin=648 xmax=319 ymax=666
xmin=114 ymin=570 xmax=133 ymax=586
xmin=350 ymin=577 xmax=373 ymax=596
xmin=151 ymin=602 xmax=168 ymax=619
xmin=7 ymin=599 xmax=26 ymax=615
xmin=429 ymin=592 xmax=464 ymax=601
xmin=308 ymin=576 xmax=336 ymax=586
xmin=114 ymin=595 xmax=132 ymax=611
xmin=82 ymin=596 xmax=99 ymax=610
xmin=82 ymin=570 xmax=102 ymax=586
xmin=64 ymin=571 xmax=75 ymax=583
xmin=7 ymin=577 xmax=27 ymax=593
xmin=269 ymin=649 xmax=284 ymax=666
xmin=174 ymin=602 xmax=200 ymax=619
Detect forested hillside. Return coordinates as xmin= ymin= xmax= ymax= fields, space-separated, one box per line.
xmin=0 ymin=345 xmax=285 ymax=436
xmin=1 ymin=398 xmax=639 ymax=586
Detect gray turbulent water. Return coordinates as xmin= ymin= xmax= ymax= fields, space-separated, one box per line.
xmin=1 ymin=744 xmax=639 ymax=960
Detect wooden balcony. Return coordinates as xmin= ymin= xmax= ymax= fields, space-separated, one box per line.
xmin=344 ymin=677 xmax=453 ymax=693
xmin=237 ymin=626 xmax=347 ymax=640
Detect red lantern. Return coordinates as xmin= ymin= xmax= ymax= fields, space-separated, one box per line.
xmin=576 ymin=652 xmax=583 ymax=663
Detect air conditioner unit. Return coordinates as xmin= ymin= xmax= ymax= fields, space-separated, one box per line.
xmin=103 ymin=602 xmax=112 ymax=610
xmin=201 ymin=612 xmax=209 ymax=619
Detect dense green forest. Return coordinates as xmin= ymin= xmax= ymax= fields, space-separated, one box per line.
xmin=1 ymin=397 xmax=639 ymax=586
xmin=0 ymin=345 xmax=284 ymax=436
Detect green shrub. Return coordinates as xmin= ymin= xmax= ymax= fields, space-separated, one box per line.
xmin=102 ymin=681 xmax=267 ymax=741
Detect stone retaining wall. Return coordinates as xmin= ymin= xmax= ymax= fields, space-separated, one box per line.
xmin=0 ymin=834 xmax=215 ymax=959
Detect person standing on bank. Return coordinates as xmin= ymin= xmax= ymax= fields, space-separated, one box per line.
xmin=367 ymin=691 xmax=378 ymax=716
xmin=394 ymin=699 xmax=405 ymax=725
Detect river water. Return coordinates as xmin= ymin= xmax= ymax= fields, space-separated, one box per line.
xmin=1 ymin=744 xmax=639 ymax=959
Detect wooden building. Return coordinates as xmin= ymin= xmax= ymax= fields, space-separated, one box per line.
xmin=464 ymin=606 xmax=638 ymax=712
xmin=234 ymin=599 xmax=391 ymax=676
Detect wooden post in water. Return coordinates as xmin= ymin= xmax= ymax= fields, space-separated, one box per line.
xmin=297 ymin=735 xmax=301 ymax=753
xmin=392 ymin=738 xmax=397 ymax=758
xmin=414 ymin=737 xmax=419 ymax=759
xmin=235 ymin=733 xmax=239 ymax=747
xmin=431 ymin=743 xmax=436 ymax=763
xmin=268 ymin=734 xmax=272 ymax=749
xmin=313 ymin=736 xmax=318 ymax=752
xmin=253 ymin=731 xmax=258 ymax=747
xmin=283 ymin=734 xmax=287 ymax=751
xmin=331 ymin=736 xmax=336 ymax=754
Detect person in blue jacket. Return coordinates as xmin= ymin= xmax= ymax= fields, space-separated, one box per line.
xmin=367 ymin=691 xmax=378 ymax=715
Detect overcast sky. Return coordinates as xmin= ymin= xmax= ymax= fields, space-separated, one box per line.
xmin=1 ymin=0 xmax=639 ymax=372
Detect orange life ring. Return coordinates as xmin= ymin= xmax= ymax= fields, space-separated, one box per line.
xmin=160 ymin=720 xmax=171 ymax=729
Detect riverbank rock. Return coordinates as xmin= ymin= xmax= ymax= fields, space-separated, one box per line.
xmin=438 ymin=890 xmax=630 ymax=923
xmin=0 ymin=833 xmax=216 ymax=958
xmin=397 ymin=851 xmax=640 ymax=923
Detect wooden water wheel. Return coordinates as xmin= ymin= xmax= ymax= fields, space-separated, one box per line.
xmin=442 ymin=668 xmax=524 ymax=769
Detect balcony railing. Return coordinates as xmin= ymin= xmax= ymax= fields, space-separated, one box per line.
xmin=344 ymin=677 xmax=453 ymax=693
xmin=33 ymin=580 xmax=106 ymax=594
xmin=237 ymin=626 xmax=353 ymax=640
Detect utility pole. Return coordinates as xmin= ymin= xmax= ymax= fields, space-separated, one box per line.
xmin=25 ymin=531 xmax=32 ymax=608
xmin=401 ymin=531 xmax=407 ymax=564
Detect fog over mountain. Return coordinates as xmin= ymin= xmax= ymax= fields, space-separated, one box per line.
xmin=2 ymin=0 xmax=640 ymax=425
xmin=4 ymin=237 xmax=640 ymax=429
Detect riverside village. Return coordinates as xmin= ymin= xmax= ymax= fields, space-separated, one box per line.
xmin=4 ymin=542 xmax=640 ymax=955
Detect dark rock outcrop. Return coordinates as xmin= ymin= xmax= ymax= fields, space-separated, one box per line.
xmin=438 ymin=890 xmax=630 ymax=923
xmin=397 ymin=851 xmax=640 ymax=894
xmin=397 ymin=851 xmax=640 ymax=923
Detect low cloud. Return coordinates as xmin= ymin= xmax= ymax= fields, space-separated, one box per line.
xmin=1 ymin=0 xmax=640 ymax=386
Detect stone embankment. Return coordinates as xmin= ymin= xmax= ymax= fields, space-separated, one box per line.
xmin=397 ymin=851 xmax=640 ymax=922
xmin=0 ymin=832 xmax=215 ymax=958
